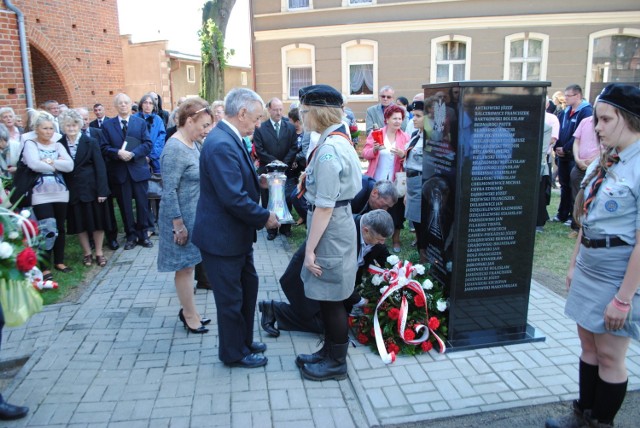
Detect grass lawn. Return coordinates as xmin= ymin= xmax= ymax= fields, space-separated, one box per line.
xmin=287 ymin=188 xmax=576 ymax=293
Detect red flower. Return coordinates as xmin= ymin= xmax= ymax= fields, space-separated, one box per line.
xmin=357 ymin=333 xmax=369 ymax=344
xmin=16 ymin=247 xmax=37 ymax=272
xmin=428 ymin=316 xmax=440 ymax=330
xmin=387 ymin=342 xmax=400 ymax=355
xmin=404 ymin=329 xmax=415 ymax=341
xmin=388 ymin=308 xmax=400 ymax=320
xmin=0 ymin=222 xmax=3 ymax=237
xmin=414 ymin=294 xmax=425 ymax=308
xmin=348 ymin=316 xmax=355 ymax=327
xmin=363 ymin=305 xmax=372 ymax=315
xmin=421 ymin=341 xmax=433 ymax=352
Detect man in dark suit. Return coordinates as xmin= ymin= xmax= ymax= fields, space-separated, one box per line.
xmin=90 ymin=103 xmax=109 ymax=129
xmin=253 ymin=97 xmax=299 ymax=240
xmin=193 ymin=88 xmax=279 ymax=368
xmin=259 ymin=209 xmax=394 ymax=336
xmin=99 ymin=93 xmax=153 ymax=250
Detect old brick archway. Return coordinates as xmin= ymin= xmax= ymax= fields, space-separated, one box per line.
xmin=29 ymin=44 xmax=71 ymax=108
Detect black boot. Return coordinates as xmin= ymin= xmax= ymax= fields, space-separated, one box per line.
xmin=300 ymin=341 xmax=348 ymax=381
xmin=589 ymin=377 xmax=627 ymax=427
xmin=545 ymin=400 xmax=588 ymax=428
xmin=0 ymin=394 xmax=28 ymax=421
xmin=295 ymin=338 xmax=328 ymax=368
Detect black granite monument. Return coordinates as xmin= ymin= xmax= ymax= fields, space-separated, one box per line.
xmin=420 ymin=81 xmax=549 ymax=351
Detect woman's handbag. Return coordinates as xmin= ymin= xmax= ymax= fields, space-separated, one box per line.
xmin=0 ymin=278 xmax=43 ymax=327
xmin=394 ymin=171 xmax=407 ymax=198
xmin=148 ymin=172 xmax=163 ymax=199
xmin=9 ymin=142 xmax=40 ymax=207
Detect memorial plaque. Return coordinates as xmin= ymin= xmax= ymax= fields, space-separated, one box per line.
xmin=421 ymin=82 xmax=548 ymax=351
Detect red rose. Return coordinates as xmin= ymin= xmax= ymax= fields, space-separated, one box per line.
xmin=421 ymin=341 xmax=433 ymax=352
xmin=388 ymin=308 xmax=400 ymax=320
xmin=348 ymin=316 xmax=355 ymax=327
xmin=0 ymin=222 xmax=4 ymax=237
xmin=387 ymin=343 xmax=400 ymax=355
xmin=404 ymin=329 xmax=415 ymax=341
xmin=414 ymin=294 xmax=425 ymax=308
xmin=363 ymin=305 xmax=372 ymax=315
xmin=16 ymin=247 xmax=37 ymax=272
xmin=357 ymin=333 xmax=369 ymax=344
xmin=428 ymin=316 xmax=440 ymax=330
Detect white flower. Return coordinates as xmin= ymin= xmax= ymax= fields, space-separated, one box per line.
xmin=422 ymin=279 xmax=434 ymax=290
xmin=436 ymin=299 xmax=448 ymax=312
xmin=414 ymin=264 xmax=425 ymax=275
xmin=8 ymin=231 xmax=19 ymax=240
xmin=0 ymin=242 xmax=13 ymax=259
xmin=379 ymin=285 xmax=389 ymax=295
xmin=371 ymin=275 xmax=383 ymax=286
xmin=386 ymin=255 xmax=399 ymax=265
xmin=20 ymin=209 xmax=31 ymax=218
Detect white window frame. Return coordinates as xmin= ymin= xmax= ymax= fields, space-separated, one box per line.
xmin=281 ymin=43 xmax=316 ymax=101
xmin=585 ymin=28 xmax=640 ymax=101
xmin=341 ymin=39 xmax=378 ymax=102
xmin=430 ymin=35 xmax=471 ymax=83
xmin=342 ymin=0 xmax=375 ymax=6
xmin=186 ymin=65 xmax=196 ymax=83
xmin=503 ymin=32 xmax=549 ymax=81
xmin=282 ymin=0 xmax=313 ymax=11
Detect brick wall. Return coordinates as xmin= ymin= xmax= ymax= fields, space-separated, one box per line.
xmin=0 ymin=0 xmax=125 ymax=120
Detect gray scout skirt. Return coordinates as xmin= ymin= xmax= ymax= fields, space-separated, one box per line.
xmin=301 ymin=204 xmax=357 ymax=301
xmin=565 ymin=243 xmax=640 ymax=340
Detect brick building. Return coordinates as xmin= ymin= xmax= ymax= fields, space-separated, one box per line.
xmin=0 ymin=0 xmax=124 ymax=120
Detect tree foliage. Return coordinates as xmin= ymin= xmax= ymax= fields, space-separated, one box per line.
xmin=200 ymin=0 xmax=237 ymax=101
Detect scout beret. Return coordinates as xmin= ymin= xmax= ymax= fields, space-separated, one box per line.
xmin=299 ymin=84 xmax=343 ymax=108
xmin=597 ymin=84 xmax=640 ymax=118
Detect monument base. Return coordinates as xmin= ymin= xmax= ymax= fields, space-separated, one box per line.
xmin=445 ymin=324 xmax=545 ymax=353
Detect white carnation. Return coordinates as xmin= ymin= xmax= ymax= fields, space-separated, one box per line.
xmin=0 ymin=242 xmax=13 ymax=259
xmin=20 ymin=209 xmax=31 ymax=218
xmin=422 ymin=279 xmax=434 ymax=290
xmin=414 ymin=264 xmax=425 ymax=275
xmin=8 ymin=231 xmax=19 ymax=240
xmin=386 ymin=255 xmax=399 ymax=265
xmin=379 ymin=285 xmax=389 ymax=295
xmin=371 ymin=275 xmax=383 ymax=286
xmin=436 ymin=299 xmax=448 ymax=312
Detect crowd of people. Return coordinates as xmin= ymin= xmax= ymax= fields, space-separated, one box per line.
xmin=1 ymin=81 xmax=638 ymax=426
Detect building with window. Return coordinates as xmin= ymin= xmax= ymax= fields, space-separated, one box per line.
xmin=251 ymin=0 xmax=640 ymax=118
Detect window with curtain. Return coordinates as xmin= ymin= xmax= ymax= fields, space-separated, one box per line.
xmin=349 ymin=64 xmax=373 ymax=95
xmin=289 ymin=67 xmax=312 ymax=98
xmin=509 ymin=38 xmax=543 ymax=80
xmin=436 ymin=41 xmax=466 ymax=83
xmin=289 ymin=0 xmax=309 ymax=8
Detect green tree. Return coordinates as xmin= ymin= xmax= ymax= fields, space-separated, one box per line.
xmin=200 ymin=0 xmax=237 ymax=101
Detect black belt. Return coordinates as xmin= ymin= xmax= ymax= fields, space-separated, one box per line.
xmin=581 ymin=236 xmax=630 ymax=249
xmin=406 ymin=169 xmax=421 ymax=178
xmin=309 ymin=200 xmax=350 ymax=212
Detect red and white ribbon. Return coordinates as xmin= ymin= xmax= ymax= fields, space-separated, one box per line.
xmin=368 ymin=261 xmax=446 ymax=364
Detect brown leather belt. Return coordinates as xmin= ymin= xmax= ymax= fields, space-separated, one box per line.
xmin=581 ymin=236 xmax=630 ymax=249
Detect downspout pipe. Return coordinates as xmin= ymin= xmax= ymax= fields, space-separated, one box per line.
xmin=4 ymin=0 xmax=34 ymax=109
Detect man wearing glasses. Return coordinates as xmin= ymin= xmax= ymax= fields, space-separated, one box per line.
xmin=552 ymin=84 xmax=593 ymax=226
xmin=366 ymin=86 xmax=407 ymax=135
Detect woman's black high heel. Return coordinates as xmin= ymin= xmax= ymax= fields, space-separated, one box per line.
xmin=178 ymin=309 xmax=209 ymax=334
xmin=201 ymin=317 xmax=211 ymax=326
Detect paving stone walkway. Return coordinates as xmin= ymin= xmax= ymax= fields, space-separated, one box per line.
xmin=1 ymin=230 xmax=639 ymax=427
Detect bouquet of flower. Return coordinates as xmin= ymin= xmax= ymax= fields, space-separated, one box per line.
xmin=0 ymin=183 xmax=44 ymax=326
xmin=352 ymin=254 xmax=448 ymax=363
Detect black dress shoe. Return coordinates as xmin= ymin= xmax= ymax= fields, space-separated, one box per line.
xmin=224 ymin=353 xmax=268 ymax=368
xmin=0 ymin=398 xmax=28 ymax=421
xmin=258 ymin=300 xmax=280 ymax=337
xmin=108 ymin=240 xmax=120 ymax=251
xmin=124 ymin=240 xmax=137 ymax=250
xmin=54 ymin=265 xmax=73 ymax=273
xmin=267 ymin=232 xmax=277 ymax=241
xmin=249 ymin=341 xmax=267 ymax=353
xmin=139 ymin=238 xmax=154 ymax=248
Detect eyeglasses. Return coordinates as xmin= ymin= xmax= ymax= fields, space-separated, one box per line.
xmin=380 ymin=95 xmax=393 ymax=99
xmin=565 ymin=93 xmax=578 ymax=98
